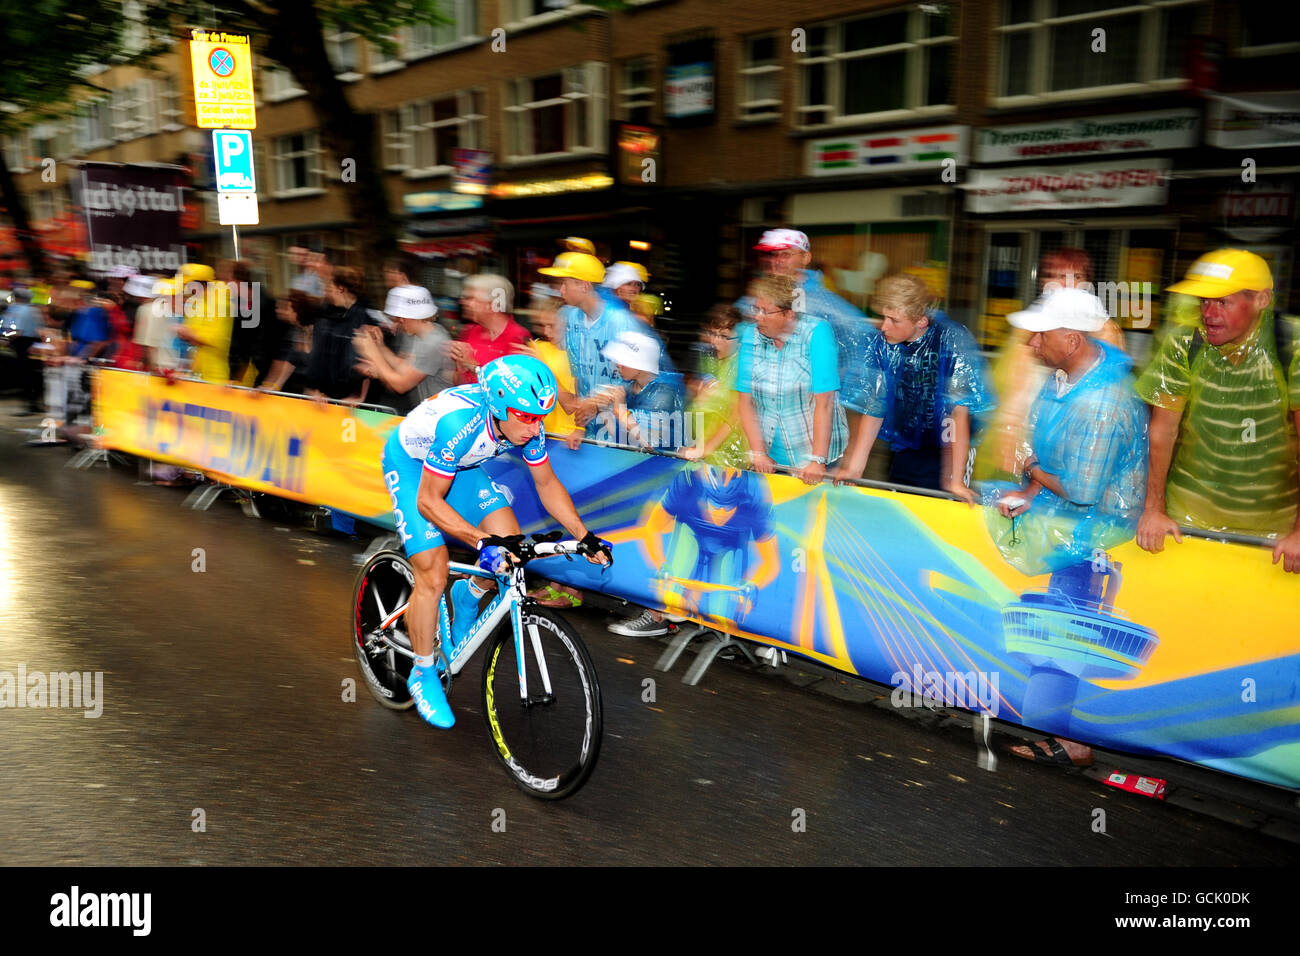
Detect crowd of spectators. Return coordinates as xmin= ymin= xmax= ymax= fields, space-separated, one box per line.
xmin=4 ymin=236 xmax=1297 ymax=586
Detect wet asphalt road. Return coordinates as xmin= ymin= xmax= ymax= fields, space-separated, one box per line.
xmin=0 ymin=399 xmax=1297 ymax=867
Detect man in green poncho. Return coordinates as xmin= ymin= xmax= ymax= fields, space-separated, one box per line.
xmin=1135 ymin=249 xmax=1300 ymax=573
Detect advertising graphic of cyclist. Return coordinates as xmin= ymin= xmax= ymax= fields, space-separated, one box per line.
xmin=380 ymin=354 xmax=612 ymax=729
xmin=628 ymin=465 xmax=780 ymax=625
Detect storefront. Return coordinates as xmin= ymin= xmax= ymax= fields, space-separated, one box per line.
xmin=774 ymin=124 xmax=967 ymax=315
xmin=965 ymin=110 xmax=1200 ymax=356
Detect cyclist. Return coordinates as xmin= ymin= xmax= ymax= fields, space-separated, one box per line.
xmin=381 ymin=353 xmax=612 ymax=729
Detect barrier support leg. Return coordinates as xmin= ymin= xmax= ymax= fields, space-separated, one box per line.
xmin=654 ymin=624 xmax=703 ymax=673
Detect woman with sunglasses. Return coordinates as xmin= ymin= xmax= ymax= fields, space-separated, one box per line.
xmin=380 ymin=353 xmax=612 ymax=729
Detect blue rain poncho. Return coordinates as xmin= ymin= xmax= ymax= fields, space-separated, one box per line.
xmin=843 ymin=311 xmax=995 ymax=451
xmin=983 ymin=341 xmax=1149 ymax=575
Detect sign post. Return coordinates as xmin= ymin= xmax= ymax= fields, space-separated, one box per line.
xmin=190 ymin=29 xmax=258 ymax=257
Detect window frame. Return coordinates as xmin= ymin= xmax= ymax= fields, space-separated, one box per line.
xmin=994 ymin=0 xmax=1207 ymax=106
xmin=382 ymin=89 xmax=486 ymax=177
xmin=620 ymin=56 xmax=655 ymax=124
xmin=796 ymin=8 xmax=957 ymax=129
xmin=738 ymin=32 xmax=782 ymax=122
xmin=272 ymin=130 xmax=324 ymax=197
xmin=504 ymin=62 xmax=607 ymax=163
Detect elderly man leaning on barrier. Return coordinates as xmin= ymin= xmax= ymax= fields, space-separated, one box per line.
xmin=1134 ymin=249 xmax=1300 ymax=573
xmin=988 ymin=287 xmax=1149 ymax=768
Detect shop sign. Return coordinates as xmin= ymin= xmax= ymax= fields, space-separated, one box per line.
xmin=1219 ymin=183 xmax=1296 ymax=243
xmin=966 ymin=159 xmax=1170 ymax=214
xmin=451 ymin=148 xmax=492 ymax=195
xmin=490 ymin=174 xmax=613 ymax=199
xmin=1206 ymin=91 xmax=1300 ymax=149
xmin=403 ymin=192 xmax=484 ymax=214
xmin=615 ymin=123 xmax=662 ymax=187
xmin=975 ymin=110 xmax=1198 ymax=163
xmin=808 ymin=125 xmax=967 ymax=177
xmin=665 ymin=63 xmax=713 ymax=119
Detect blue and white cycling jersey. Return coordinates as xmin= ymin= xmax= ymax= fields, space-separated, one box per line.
xmin=395 ymin=384 xmax=549 ymax=477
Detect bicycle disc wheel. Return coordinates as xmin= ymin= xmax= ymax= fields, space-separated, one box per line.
xmin=481 ymin=607 xmax=602 ymax=800
xmin=351 ymin=550 xmax=416 ymax=710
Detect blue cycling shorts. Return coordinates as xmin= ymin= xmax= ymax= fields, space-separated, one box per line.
xmin=381 ymin=430 xmax=510 ymax=557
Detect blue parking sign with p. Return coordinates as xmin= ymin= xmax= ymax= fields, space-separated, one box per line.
xmin=213 ymin=130 xmax=256 ymax=192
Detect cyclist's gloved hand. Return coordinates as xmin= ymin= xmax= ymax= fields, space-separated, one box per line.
xmin=478 ymin=545 xmax=511 ymax=575
xmin=477 ymin=534 xmax=525 ymax=574
xmin=577 ymin=531 xmax=614 ymax=567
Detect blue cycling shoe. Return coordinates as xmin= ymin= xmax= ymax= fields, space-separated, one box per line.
xmin=449 ymin=578 xmax=482 ymax=651
xmin=407 ymin=665 xmax=455 ymax=729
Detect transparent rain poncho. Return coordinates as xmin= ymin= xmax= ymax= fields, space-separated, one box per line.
xmin=842 ymin=312 xmax=996 ymax=451
xmin=983 ymin=341 xmax=1149 ymax=575
xmin=1133 ymin=302 xmax=1299 ymax=537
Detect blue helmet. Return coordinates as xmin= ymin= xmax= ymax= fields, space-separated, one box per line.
xmin=480 ymin=355 xmax=558 ymax=420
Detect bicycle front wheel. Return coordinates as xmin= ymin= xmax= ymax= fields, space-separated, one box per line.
xmin=481 ymin=607 xmax=603 ymax=800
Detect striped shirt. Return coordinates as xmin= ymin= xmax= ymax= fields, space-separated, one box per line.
xmin=1135 ymin=311 xmax=1299 ymax=536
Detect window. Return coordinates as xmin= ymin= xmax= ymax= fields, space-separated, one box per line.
xmin=620 ymin=58 xmax=654 ymax=124
xmin=368 ymin=6 xmax=481 ymax=73
xmin=74 ymin=100 xmax=113 ymax=151
xmin=505 ymin=63 xmax=607 ymax=160
xmin=30 ymin=122 xmax=69 ymax=167
xmin=508 ymin=0 xmax=578 ymax=21
xmin=4 ymin=132 xmax=32 ymax=173
xmin=382 ymin=90 xmax=485 ymax=174
xmin=263 ymin=65 xmax=306 ymax=102
xmin=32 ymin=188 xmax=65 ymax=223
xmin=797 ymin=7 xmax=955 ymax=127
xmin=273 ymin=131 xmax=323 ymax=194
xmin=112 ymin=80 xmax=156 ymax=140
xmin=122 ymin=0 xmax=148 ymax=57
xmin=327 ymin=33 xmax=363 ymax=81
xmin=977 ymin=224 xmax=1173 ymax=349
xmin=1239 ymin=0 xmax=1300 ymax=55
xmin=158 ymin=74 xmax=184 ymax=131
xmin=998 ymin=0 xmax=1207 ymax=101
xmin=739 ymin=34 xmax=781 ymax=121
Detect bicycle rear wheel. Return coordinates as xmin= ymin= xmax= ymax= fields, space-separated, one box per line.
xmin=352 ymin=550 xmax=416 ymax=710
xmin=481 ymin=607 xmax=602 ymax=800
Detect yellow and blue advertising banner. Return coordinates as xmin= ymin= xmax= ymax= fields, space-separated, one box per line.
xmin=94 ymin=371 xmax=1300 ymax=791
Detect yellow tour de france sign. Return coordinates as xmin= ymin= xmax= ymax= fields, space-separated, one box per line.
xmin=189 ymin=30 xmax=257 ymax=130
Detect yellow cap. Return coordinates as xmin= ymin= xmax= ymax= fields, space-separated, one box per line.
xmin=539 ymin=252 xmax=605 ymax=283
xmin=178 ymin=263 xmax=216 ymax=283
xmin=70 ymin=279 xmax=96 ymax=290
xmin=614 ymin=260 xmax=649 ymax=283
xmin=564 ymin=236 xmax=596 ymax=255
xmin=1167 ymin=249 xmax=1273 ymax=298
xmin=153 ymin=279 xmax=176 ymax=296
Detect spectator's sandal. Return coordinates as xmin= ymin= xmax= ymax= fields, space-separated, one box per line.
xmin=1009 ymin=737 xmax=1092 ymax=768
xmin=531 ymin=584 xmax=583 ymax=608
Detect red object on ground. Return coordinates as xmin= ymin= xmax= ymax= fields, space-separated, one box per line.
xmin=1103 ymin=771 xmax=1167 ymax=800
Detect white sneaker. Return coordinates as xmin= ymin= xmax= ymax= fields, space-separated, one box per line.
xmin=754 ymin=646 xmax=787 ymax=667
xmin=607 ymin=609 xmax=670 ymax=637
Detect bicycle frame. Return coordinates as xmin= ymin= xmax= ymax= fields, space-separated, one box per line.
xmin=373 ymin=558 xmax=553 ymax=695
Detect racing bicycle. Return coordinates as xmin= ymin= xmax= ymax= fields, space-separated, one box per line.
xmin=351 ymin=531 xmax=605 ymax=800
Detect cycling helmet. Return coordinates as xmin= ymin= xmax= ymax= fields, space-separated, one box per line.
xmin=480 ymin=355 xmax=558 ymax=420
